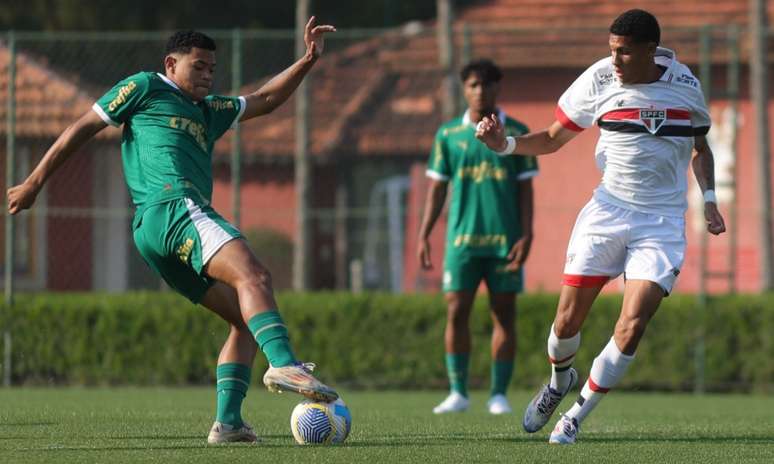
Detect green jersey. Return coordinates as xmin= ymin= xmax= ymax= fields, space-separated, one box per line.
xmin=427 ymin=110 xmax=538 ymax=259
xmin=93 ymin=72 xmax=244 ymax=208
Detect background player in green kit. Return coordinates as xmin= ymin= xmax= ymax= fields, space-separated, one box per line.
xmin=7 ymin=18 xmax=337 ymax=444
xmin=417 ymin=59 xmax=538 ymax=415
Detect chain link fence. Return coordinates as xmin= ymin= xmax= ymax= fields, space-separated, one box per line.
xmin=0 ymin=23 xmax=761 ymax=296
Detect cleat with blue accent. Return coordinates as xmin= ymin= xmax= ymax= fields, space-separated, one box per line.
xmin=522 ymin=367 xmax=578 ymax=433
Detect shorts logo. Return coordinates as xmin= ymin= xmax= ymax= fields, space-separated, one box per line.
xmin=177 ymin=238 xmax=195 ymax=264
xmin=566 ymin=253 xmax=575 ymax=264
xmin=639 ymin=109 xmax=666 ymax=134
xmin=671 ymin=268 xmax=680 ymax=277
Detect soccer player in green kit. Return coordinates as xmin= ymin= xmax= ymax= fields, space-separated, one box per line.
xmin=417 ymin=59 xmax=538 ymax=415
xmin=7 ymin=18 xmax=337 ymax=444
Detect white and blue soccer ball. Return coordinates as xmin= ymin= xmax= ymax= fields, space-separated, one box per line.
xmin=290 ymin=398 xmax=351 ymax=445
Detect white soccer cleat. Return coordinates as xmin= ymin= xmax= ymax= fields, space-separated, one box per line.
xmin=522 ymin=367 xmax=578 ymax=433
xmin=263 ymin=362 xmax=339 ymax=402
xmin=432 ymin=391 xmax=470 ymax=414
xmin=207 ymin=421 xmax=259 ymax=444
xmin=549 ymin=414 xmax=579 ymax=444
xmin=486 ymin=394 xmax=513 ymax=415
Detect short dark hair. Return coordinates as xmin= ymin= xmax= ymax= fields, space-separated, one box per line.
xmin=460 ymin=59 xmax=503 ymax=84
xmin=165 ymin=30 xmax=216 ymax=55
xmin=609 ymin=9 xmax=660 ymax=45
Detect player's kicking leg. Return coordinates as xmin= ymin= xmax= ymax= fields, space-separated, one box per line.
xmin=523 ymin=284 xmax=601 ymax=432
xmin=549 ymin=279 xmax=662 ymax=444
xmin=205 ymin=239 xmax=338 ymax=402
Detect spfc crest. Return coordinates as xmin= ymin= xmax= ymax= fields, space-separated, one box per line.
xmin=639 ymin=109 xmax=666 ymax=134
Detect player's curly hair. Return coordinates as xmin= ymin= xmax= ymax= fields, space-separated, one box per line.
xmin=165 ymin=31 xmax=216 ymax=55
xmin=460 ymin=59 xmax=503 ymax=84
xmin=610 ymin=9 xmax=660 ymax=45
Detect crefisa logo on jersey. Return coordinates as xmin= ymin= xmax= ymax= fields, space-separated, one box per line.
xmin=639 ymin=109 xmax=666 ymax=134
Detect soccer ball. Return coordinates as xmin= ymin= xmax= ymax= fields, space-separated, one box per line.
xmin=290 ymin=398 xmax=351 ymax=445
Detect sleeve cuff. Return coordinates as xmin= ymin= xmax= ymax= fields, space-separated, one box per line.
xmin=516 ymin=170 xmax=539 ymax=181
xmin=555 ymin=105 xmax=584 ymax=132
xmin=92 ymin=103 xmax=120 ymax=127
xmin=230 ymin=96 xmax=248 ymax=129
xmin=426 ymin=170 xmax=449 ymax=181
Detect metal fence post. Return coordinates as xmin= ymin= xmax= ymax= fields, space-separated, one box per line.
xmin=694 ymin=25 xmax=712 ymax=394
xmin=231 ymin=28 xmax=243 ymax=228
xmin=3 ymin=30 xmax=17 ymax=387
xmin=293 ymin=0 xmax=312 ymax=290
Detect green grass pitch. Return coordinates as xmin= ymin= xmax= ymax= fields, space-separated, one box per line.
xmin=1 ymin=388 xmax=772 ymax=463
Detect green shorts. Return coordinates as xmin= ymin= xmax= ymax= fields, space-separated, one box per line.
xmin=443 ymin=254 xmax=524 ymax=294
xmin=132 ymin=197 xmax=242 ymax=303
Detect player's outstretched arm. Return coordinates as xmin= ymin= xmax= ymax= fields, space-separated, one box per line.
xmin=240 ymin=16 xmax=336 ymax=121
xmin=475 ymin=116 xmax=578 ymax=155
xmin=692 ymin=135 xmax=726 ymax=235
xmin=7 ymin=110 xmax=107 ymax=215
xmin=417 ymin=179 xmax=448 ymax=270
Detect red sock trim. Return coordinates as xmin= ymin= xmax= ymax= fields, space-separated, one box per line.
xmin=562 ymin=274 xmax=610 ymax=288
xmin=588 ymin=377 xmax=610 ymax=393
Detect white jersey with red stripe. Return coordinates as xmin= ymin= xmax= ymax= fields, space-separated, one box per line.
xmin=556 ymin=47 xmax=711 ymax=217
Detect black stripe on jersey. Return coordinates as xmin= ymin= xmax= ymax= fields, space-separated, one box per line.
xmin=598 ymin=121 xmax=696 ymax=137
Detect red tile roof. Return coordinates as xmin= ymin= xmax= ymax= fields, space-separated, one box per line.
xmin=0 ymin=46 xmax=119 ymax=140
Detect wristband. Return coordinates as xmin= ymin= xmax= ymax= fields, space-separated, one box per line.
xmin=496 ymin=136 xmax=517 ymax=155
xmin=703 ymin=189 xmax=717 ymax=204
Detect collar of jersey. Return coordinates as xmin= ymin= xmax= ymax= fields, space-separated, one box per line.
xmin=653 ymin=47 xmax=678 ymax=82
xmin=156 ymin=72 xmax=201 ymax=105
xmin=462 ymin=108 xmax=505 ymax=127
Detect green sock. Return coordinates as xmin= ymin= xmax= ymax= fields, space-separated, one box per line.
xmin=216 ymin=363 xmax=251 ymax=428
xmin=247 ymin=311 xmax=297 ymax=367
xmin=445 ymin=353 xmax=469 ymax=398
xmin=490 ymin=359 xmax=514 ymax=396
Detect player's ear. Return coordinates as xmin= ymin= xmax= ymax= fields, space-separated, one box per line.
xmin=164 ymin=54 xmax=177 ymax=74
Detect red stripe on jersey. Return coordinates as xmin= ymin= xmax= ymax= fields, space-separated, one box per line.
xmin=588 ymin=377 xmax=610 ymax=393
xmin=600 ymin=109 xmax=641 ymax=120
xmin=666 ymin=108 xmax=691 ymax=119
xmin=601 ymin=108 xmax=691 ymax=121
xmin=555 ymin=106 xmax=584 ymax=132
xmin=562 ymin=274 xmax=610 ymax=288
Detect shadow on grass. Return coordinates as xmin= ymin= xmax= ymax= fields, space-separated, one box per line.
xmin=0 ymin=422 xmax=56 ymax=427
xmin=11 ymin=432 xmax=774 ymax=452
xmin=579 ymin=434 xmax=774 ymax=445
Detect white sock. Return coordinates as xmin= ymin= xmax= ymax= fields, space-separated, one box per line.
xmin=547 ymin=324 xmax=580 ymax=391
xmin=566 ymin=337 xmax=634 ymax=424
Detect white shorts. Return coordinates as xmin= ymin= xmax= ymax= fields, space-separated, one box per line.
xmin=562 ymin=197 xmax=686 ymax=294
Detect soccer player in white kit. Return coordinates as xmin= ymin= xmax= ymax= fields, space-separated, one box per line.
xmin=475 ymin=9 xmax=726 ymax=444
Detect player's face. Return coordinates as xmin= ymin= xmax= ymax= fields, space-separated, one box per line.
xmin=609 ymin=34 xmax=656 ymax=84
xmin=165 ymin=47 xmax=216 ymax=101
xmin=463 ymin=73 xmax=499 ymax=114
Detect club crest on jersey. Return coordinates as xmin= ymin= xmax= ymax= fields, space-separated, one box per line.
xmin=639 ymin=109 xmax=666 ymax=134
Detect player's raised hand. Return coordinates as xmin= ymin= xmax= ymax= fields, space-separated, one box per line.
xmin=475 ymin=114 xmax=507 ymax=152
xmin=704 ymin=202 xmax=726 ymax=235
xmin=304 ymin=16 xmax=336 ymax=58
xmin=7 ymin=181 xmax=40 ymax=215
xmin=418 ymin=238 xmax=433 ymax=270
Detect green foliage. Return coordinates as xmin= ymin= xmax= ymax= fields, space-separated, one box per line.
xmin=0 ymin=292 xmax=772 ymax=391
